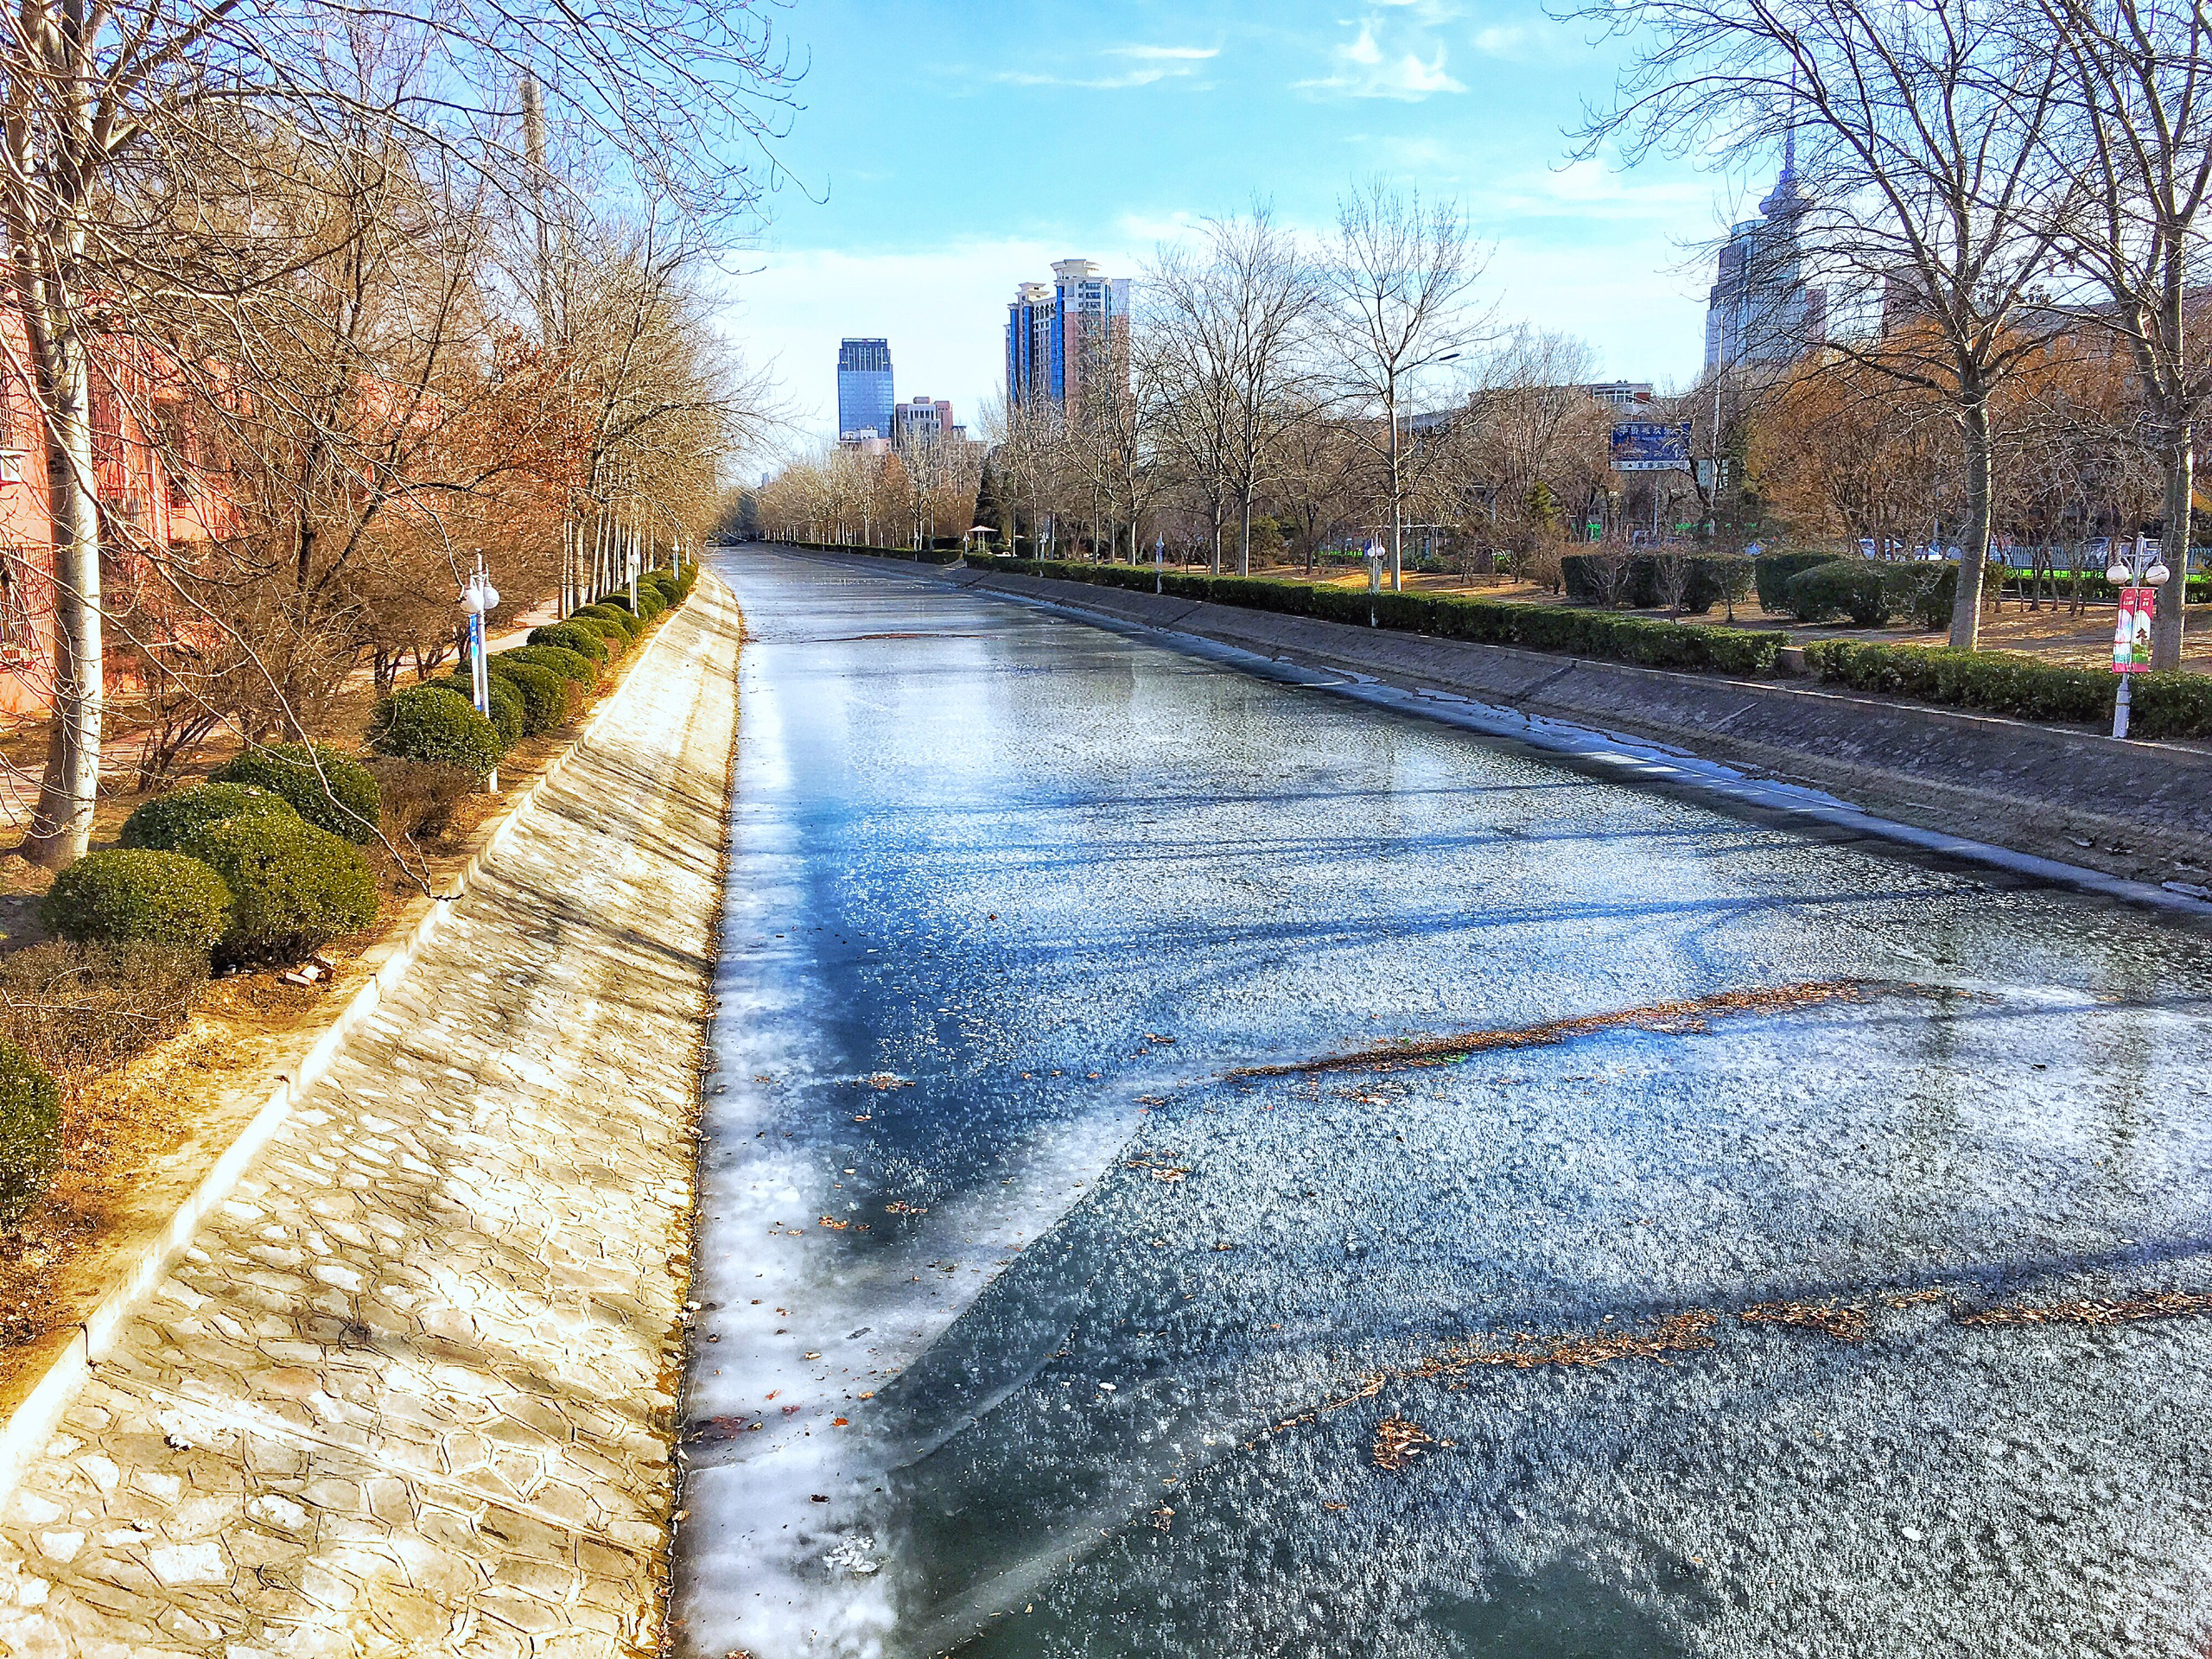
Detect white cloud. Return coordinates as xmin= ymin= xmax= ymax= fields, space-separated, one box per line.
xmin=1298 ymin=16 xmax=1468 ymax=99
xmin=1106 ymin=44 xmax=1220 ymax=61
xmin=1471 ymin=24 xmax=1528 ymax=52
xmin=992 ymin=41 xmax=1219 ymax=90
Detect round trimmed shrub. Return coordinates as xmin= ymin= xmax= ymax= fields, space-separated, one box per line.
xmin=1784 ymin=559 xmax=1895 ymax=626
xmin=40 ymin=849 xmax=231 ymax=951
xmin=530 ymin=622 xmax=609 ymax=664
xmin=503 ymin=644 xmax=595 ymax=685
xmin=0 ymin=1038 xmax=61 ymax=1228
xmin=367 ymin=683 xmax=504 ymax=778
xmin=119 ymin=783 xmax=299 ymax=854
xmin=211 ymin=743 xmax=382 ymax=844
xmin=486 ymin=660 xmax=566 ymax=735
xmin=568 ymin=616 xmax=631 ymax=656
xmin=179 ymin=814 xmax=380 ymax=963
xmin=576 ymin=603 xmax=642 ymax=639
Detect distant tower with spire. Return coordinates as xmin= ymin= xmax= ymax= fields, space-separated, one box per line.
xmin=1704 ymin=133 xmax=1827 ymax=373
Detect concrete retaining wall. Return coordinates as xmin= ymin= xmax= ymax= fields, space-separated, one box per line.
xmin=931 ymin=563 xmax=2212 ymax=892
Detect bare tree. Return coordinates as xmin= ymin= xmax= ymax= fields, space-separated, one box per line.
xmin=1315 ymin=178 xmax=1492 ymax=590
xmin=1145 ymin=242 xmax=1242 ymax=573
xmin=2037 ymin=0 xmax=2212 ymax=667
xmin=0 ymin=0 xmax=795 ymax=863
xmin=1580 ymin=0 xmax=2079 ymax=648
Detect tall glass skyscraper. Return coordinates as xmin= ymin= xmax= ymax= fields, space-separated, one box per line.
xmin=1703 ymin=143 xmax=1826 ymax=374
xmin=837 ymin=339 xmax=895 ymax=441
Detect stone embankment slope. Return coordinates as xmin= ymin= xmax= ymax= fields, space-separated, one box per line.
xmin=0 ymin=577 xmax=743 ymax=1656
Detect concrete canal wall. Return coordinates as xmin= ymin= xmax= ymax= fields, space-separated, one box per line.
xmin=0 ymin=579 xmax=744 ymax=1656
xmin=849 ymin=554 xmax=2212 ymax=895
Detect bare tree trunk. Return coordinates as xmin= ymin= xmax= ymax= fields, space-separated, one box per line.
xmin=1948 ymin=391 xmax=1994 ymax=652
xmin=2156 ymin=419 xmax=2193 ymax=669
xmin=24 ymin=318 xmax=104 ymax=866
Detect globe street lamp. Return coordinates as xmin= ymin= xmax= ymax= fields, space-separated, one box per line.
xmin=459 ymin=553 xmax=500 ymax=791
xmin=2106 ymin=533 xmax=2171 ymax=740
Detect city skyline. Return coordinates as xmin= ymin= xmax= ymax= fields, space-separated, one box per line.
xmin=726 ymin=0 xmax=1764 ymax=450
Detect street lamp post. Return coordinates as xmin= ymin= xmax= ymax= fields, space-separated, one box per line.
xmin=2107 ymin=533 xmax=2172 ymax=740
xmin=459 ymin=553 xmax=501 ymax=792
xmin=1363 ymin=536 xmax=1386 ymax=627
xmin=1154 ymin=534 xmax=1165 ymax=596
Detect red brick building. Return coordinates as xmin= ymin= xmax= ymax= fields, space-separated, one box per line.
xmin=0 ymin=311 xmax=230 ymax=716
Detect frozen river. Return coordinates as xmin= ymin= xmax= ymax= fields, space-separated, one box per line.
xmin=674 ymin=546 xmax=2212 ymax=1659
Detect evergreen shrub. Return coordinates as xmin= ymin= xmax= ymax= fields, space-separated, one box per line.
xmin=367 ymin=683 xmax=505 ymax=777
xmin=211 ymin=743 xmax=381 ymax=843
xmin=179 ymin=814 xmax=381 ymax=963
xmin=0 ymin=1038 xmax=61 ymax=1227
xmin=39 ymin=850 xmax=231 ymax=951
xmin=119 ymin=783 xmax=298 ymax=853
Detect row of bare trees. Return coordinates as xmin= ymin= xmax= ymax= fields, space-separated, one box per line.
xmin=760 ymin=0 xmax=2209 ymax=671
xmin=1 ymin=0 xmax=791 ymax=863
xmin=1583 ymin=0 xmax=2210 ymax=662
xmin=753 ymin=439 xmax=986 ymax=550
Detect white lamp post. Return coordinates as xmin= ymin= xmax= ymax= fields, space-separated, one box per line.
xmin=459 ymin=553 xmax=500 ymax=791
xmin=2105 ymin=534 xmax=2171 ymax=740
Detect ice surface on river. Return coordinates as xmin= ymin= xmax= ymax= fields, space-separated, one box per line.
xmin=677 ymin=549 xmax=2212 ymax=1659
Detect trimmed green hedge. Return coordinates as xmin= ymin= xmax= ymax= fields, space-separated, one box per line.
xmin=119 ymin=783 xmax=299 ymax=854
xmin=529 ymin=622 xmax=610 ymax=664
xmin=575 ymin=603 xmax=641 ymax=640
xmin=40 ymin=849 xmax=231 ymax=952
xmin=1802 ymin=639 xmax=2212 ymax=737
xmin=458 ymin=659 xmax=564 ymax=736
xmin=368 ymin=683 xmax=505 ymax=777
xmin=965 ymin=556 xmax=1785 ymax=677
xmin=1754 ymin=551 xmax=1837 ymax=611
xmin=502 ymin=644 xmax=595 ymax=685
xmin=180 ymin=814 xmax=380 ymax=963
xmin=0 ymin=1038 xmax=61 ymax=1227
xmin=1784 ymin=560 xmax=1900 ymax=626
xmin=211 ymin=743 xmax=381 ymax=844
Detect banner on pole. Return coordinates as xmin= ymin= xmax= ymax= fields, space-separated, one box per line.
xmin=2113 ymin=588 xmax=2156 ymax=674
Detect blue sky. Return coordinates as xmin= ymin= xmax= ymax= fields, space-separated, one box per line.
xmin=723 ymin=0 xmax=1780 ymax=451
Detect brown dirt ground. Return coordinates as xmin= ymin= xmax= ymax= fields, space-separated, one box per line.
xmin=0 ymin=608 xmax=672 ymax=1397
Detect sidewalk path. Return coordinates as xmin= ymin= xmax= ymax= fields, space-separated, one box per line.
xmin=0 ymin=578 xmax=743 ymax=1656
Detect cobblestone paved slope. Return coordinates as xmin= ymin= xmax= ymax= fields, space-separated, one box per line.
xmin=0 ymin=577 xmax=742 ymax=1657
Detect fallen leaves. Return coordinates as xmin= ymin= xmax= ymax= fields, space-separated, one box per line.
xmin=1226 ymin=981 xmax=1892 ymax=1080
xmin=1411 ymin=1312 xmax=1722 ymax=1377
xmin=1150 ymin=1505 xmax=1175 ymax=1532
xmin=1740 ymin=1300 xmax=1871 ymax=1342
xmin=1372 ymin=1416 xmax=1435 ymax=1472
xmin=883 ymin=1201 xmax=927 ymax=1215
xmin=862 ymin=1072 xmax=912 ymax=1091
xmin=1125 ymin=1156 xmax=1192 ymax=1183
xmin=1956 ymin=1291 xmax=2212 ymax=1327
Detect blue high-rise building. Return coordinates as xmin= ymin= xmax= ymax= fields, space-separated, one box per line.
xmin=1007 ymin=260 xmax=1133 ymax=412
xmin=837 ymin=339 xmax=895 ymax=442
